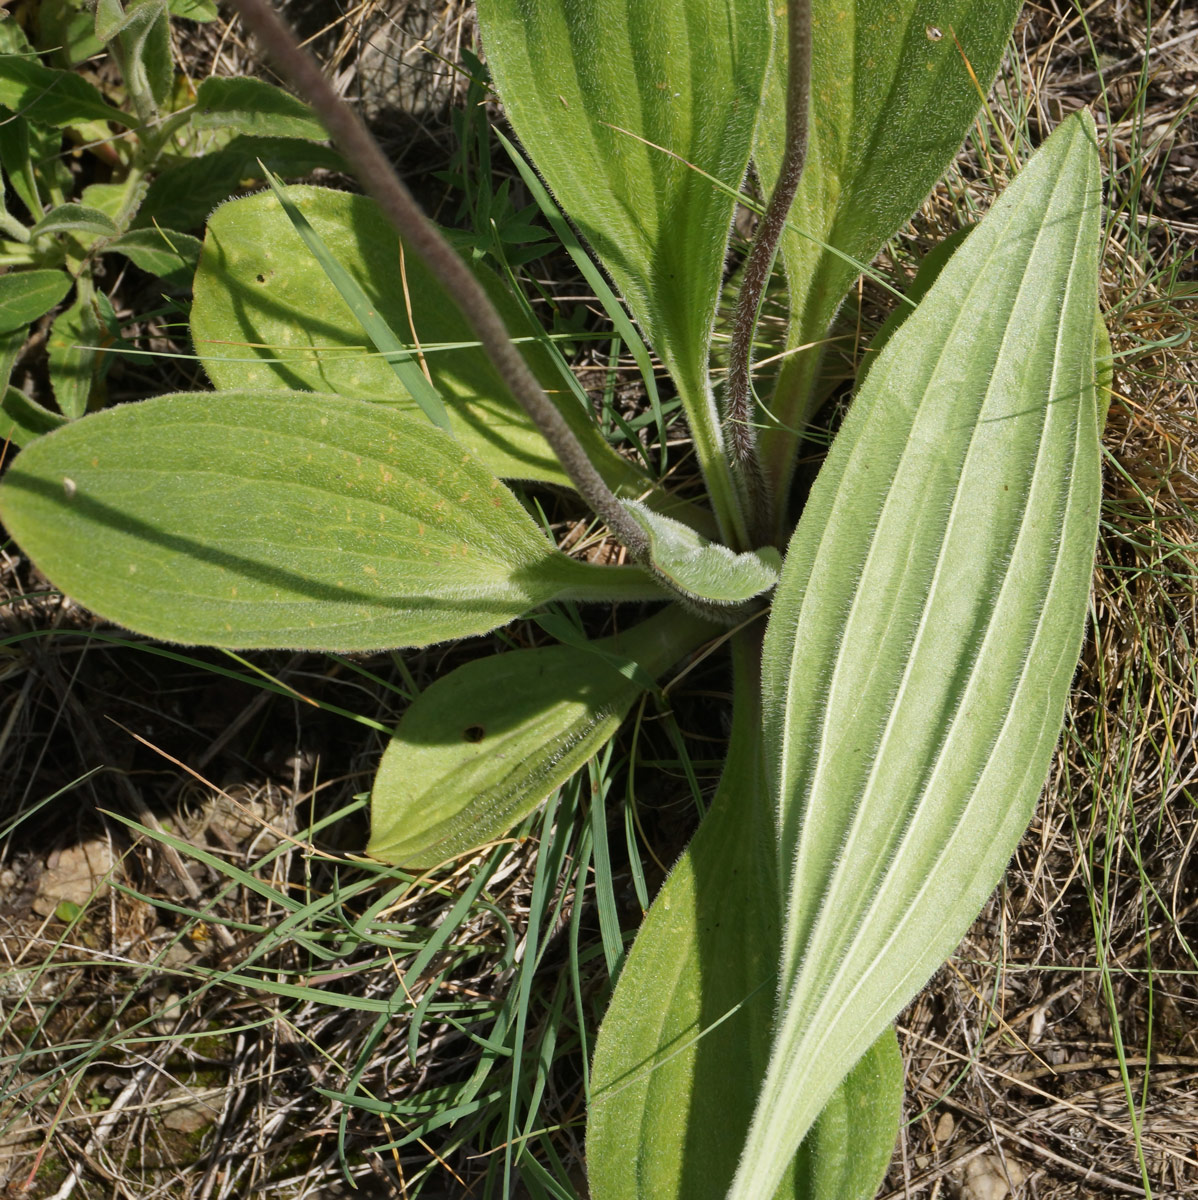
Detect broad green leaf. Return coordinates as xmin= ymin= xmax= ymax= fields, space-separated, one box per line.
xmin=587 ymin=639 xmax=902 ymax=1199
xmin=101 ymin=227 xmax=202 ymax=287
xmin=622 ymin=501 xmax=780 ymax=605
xmin=754 ymin=0 xmax=1022 ymax=503
xmin=0 ymin=54 xmax=131 ymax=127
xmin=0 ymin=390 xmax=667 ymax=651
xmin=48 ymin=293 xmax=102 ymax=419
xmin=191 ymin=76 xmax=326 ymax=141
xmin=0 ymin=270 xmax=71 ymax=335
xmin=31 ymin=203 xmax=120 ymax=238
xmin=368 ymin=606 xmax=716 ymax=868
xmin=191 ymin=185 xmax=649 ymax=495
xmin=731 ymin=112 xmax=1103 ymax=1198
xmin=135 ymin=137 xmax=346 ymax=230
xmin=475 ymin=0 xmax=773 ymax=546
xmin=1 ymin=386 xmax=69 ymax=448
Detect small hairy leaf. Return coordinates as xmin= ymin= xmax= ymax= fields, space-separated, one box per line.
xmin=475 ymin=0 xmax=772 ymax=544
xmin=191 ymin=185 xmax=648 ymax=494
xmin=730 ymin=112 xmax=1103 ymax=1198
xmin=755 ymin=0 xmax=1022 ymax=500
xmin=0 ymin=270 xmax=72 ymax=335
xmin=101 ymin=228 xmax=202 ymax=287
xmin=622 ymin=501 xmax=780 ymax=605
xmin=190 ymin=76 xmax=326 ymax=141
xmin=47 ymin=293 xmax=101 ymax=419
xmin=0 ymin=390 xmax=666 ymax=650
xmin=369 ymin=607 xmax=715 ymax=868
xmin=1 ymin=386 xmax=69 ymax=448
xmin=31 ymin=203 xmax=120 ymax=238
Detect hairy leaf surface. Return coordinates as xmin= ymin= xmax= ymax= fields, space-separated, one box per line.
xmin=731 ymin=112 xmax=1103 ymax=1197
xmin=622 ymin=501 xmax=780 ymax=605
xmin=754 ymin=0 xmax=1021 ymax=503
xmin=587 ymin=639 xmax=902 ymax=1199
xmin=369 ymin=607 xmax=715 ymax=868
xmin=0 ymin=390 xmax=666 ymax=650
xmin=191 ymin=186 xmax=647 ymax=495
xmin=475 ymin=0 xmax=772 ymax=544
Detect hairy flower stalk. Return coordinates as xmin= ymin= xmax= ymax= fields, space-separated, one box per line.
xmin=225 ymin=0 xmax=651 ymax=562
xmin=725 ymin=0 xmax=811 ymax=545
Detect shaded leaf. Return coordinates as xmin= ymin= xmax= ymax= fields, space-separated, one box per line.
xmin=136 ymin=136 xmax=345 ymax=229
xmin=101 ymin=227 xmax=202 ymax=287
xmin=191 ymin=76 xmax=326 ymax=141
xmin=369 ymin=606 xmax=715 ymax=868
xmin=1 ymin=385 xmax=69 ymax=448
xmin=0 ymin=270 xmax=72 ymax=335
xmin=31 ymin=203 xmax=120 ymax=238
xmin=0 ymin=390 xmax=667 ymax=651
xmin=48 ymin=293 xmax=102 ymax=418
xmin=191 ymin=185 xmax=650 ymax=495
xmin=167 ymin=0 xmax=217 ymax=19
xmin=730 ymin=113 xmax=1103 ymax=1198
xmin=0 ymin=53 xmax=130 ymax=127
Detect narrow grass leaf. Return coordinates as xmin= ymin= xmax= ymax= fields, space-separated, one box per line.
xmin=496 ymin=129 xmax=668 ymax=472
xmin=0 ymin=389 xmax=667 ymax=651
xmin=260 ymin=173 xmax=451 ymax=432
xmin=732 ymin=112 xmax=1104 ymax=1197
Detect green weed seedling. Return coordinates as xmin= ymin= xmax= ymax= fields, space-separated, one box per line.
xmin=0 ymin=0 xmax=339 ymax=444
xmin=0 ymin=1 xmax=1107 ymax=1196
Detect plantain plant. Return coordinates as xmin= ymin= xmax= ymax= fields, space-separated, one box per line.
xmin=0 ymin=0 xmax=1107 ymax=1195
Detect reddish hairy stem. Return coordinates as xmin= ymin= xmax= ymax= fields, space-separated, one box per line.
xmin=725 ymin=0 xmax=812 ymax=545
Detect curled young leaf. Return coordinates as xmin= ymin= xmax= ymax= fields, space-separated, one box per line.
xmin=369 ymin=606 xmax=716 ymax=868
xmin=731 ymin=112 xmax=1103 ymax=1197
xmin=622 ymin=501 xmax=780 ymax=606
xmin=0 ymin=390 xmax=667 ymax=650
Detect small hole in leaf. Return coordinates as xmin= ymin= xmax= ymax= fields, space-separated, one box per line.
xmin=463 ymin=725 xmax=486 ymax=743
